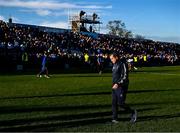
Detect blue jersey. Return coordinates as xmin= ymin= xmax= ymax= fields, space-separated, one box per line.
xmin=97 ymin=56 xmax=103 ymax=64
xmin=42 ymin=56 xmax=46 ymax=66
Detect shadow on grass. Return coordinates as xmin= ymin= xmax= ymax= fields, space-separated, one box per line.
xmin=0 ymin=92 xmax=111 ymax=100
xmin=138 ymin=113 xmax=180 ymax=122
xmin=0 ymin=104 xmax=110 ymax=114
xmin=135 ymin=68 xmax=180 ymax=73
xmin=0 ymin=100 xmax=179 ymax=115
xmin=0 ymin=88 xmax=179 ymax=100
xmin=53 ymin=74 xmax=112 ymax=78
xmin=130 ymin=101 xmax=180 ymax=106
xmin=129 ymin=88 xmax=180 ymax=93
xmin=0 ymin=107 xmax=158 ymax=132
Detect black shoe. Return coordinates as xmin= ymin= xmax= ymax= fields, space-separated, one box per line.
xmin=112 ymin=120 xmax=119 ymax=124
xmin=130 ymin=109 xmax=137 ymax=123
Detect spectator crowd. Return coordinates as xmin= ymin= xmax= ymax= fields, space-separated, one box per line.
xmin=0 ymin=20 xmax=179 ymax=72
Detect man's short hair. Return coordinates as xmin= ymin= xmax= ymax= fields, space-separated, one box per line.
xmin=111 ymin=52 xmax=119 ymax=58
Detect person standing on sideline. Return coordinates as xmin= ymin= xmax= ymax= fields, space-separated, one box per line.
xmin=97 ymin=53 xmax=103 ymax=75
xmin=37 ymin=51 xmax=50 ymax=78
xmin=110 ymin=52 xmax=137 ymax=124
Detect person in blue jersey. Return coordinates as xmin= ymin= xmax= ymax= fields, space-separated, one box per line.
xmin=37 ymin=52 xmax=50 ymax=78
xmin=97 ymin=49 xmax=104 ymax=75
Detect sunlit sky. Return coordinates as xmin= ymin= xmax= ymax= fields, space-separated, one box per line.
xmin=0 ymin=0 xmax=179 ymax=43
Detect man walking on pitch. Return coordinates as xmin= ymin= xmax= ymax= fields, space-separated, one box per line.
xmin=37 ymin=51 xmax=50 ymax=78
xmin=110 ymin=52 xmax=137 ymax=124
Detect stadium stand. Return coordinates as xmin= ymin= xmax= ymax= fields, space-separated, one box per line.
xmin=0 ymin=20 xmax=179 ymax=72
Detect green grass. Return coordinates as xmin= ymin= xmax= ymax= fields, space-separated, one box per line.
xmin=0 ymin=66 xmax=180 ymax=132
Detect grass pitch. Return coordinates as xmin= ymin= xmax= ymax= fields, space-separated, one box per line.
xmin=0 ymin=66 xmax=180 ymax=132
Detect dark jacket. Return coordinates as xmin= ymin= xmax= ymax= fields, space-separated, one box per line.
xmin=112 ymin=59 xmax=129 ymax=87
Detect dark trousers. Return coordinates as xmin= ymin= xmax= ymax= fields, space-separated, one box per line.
xmin=112 ymin=86 xmax=133 ymax=120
